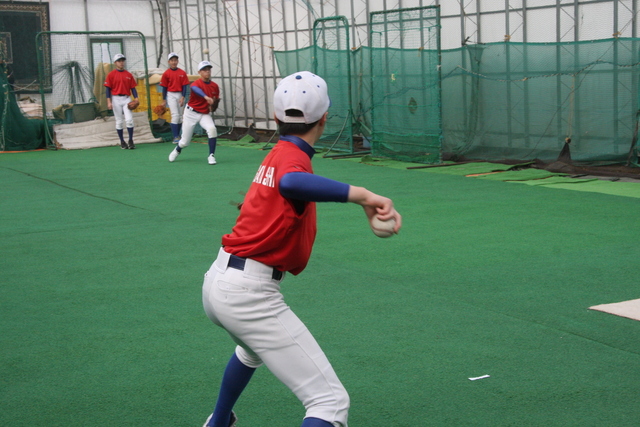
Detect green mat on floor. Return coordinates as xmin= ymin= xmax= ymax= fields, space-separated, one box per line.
xmin=517 ymin=174 xmax=640 ymax=197
xmin=1 ymin=142 xmax=639 ymax=426
xmin=470 ymin=168 xmax=559 ymax=181
xmin=332 ymin=153 xmax=640 ymax=199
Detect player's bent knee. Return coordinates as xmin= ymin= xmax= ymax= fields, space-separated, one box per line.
xmin=206 ymin=128 xmax=218 ymax=138
xmin=305 ymin=388 xmax=350 ymax=427
xmin=235 ymin=345 xmax=263 ymax=369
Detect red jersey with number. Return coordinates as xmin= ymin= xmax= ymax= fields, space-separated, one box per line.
xmin=104 ymin=69 xmax=137 ymax=95
xmin=188 ymin=79 xmax=219 ymax=114
xmin=160 ymin=67 xmax=189 ymax=92
xmin=222 ymin=140 xmax=317 ymax=275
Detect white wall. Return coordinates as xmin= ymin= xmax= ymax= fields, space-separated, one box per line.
xmin=48 ymin=0 xmax=87 ymax=31
xmin=19 ymin=0 xmax=159 ymax=68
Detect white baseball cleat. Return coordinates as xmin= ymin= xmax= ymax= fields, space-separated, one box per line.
xmin=202 ymin=411 xmax=237 ymax=427
xmin=169 ymin=148 xmax=180 ymax=162
xmin=208 ymin=154 xmax=217 ymax=165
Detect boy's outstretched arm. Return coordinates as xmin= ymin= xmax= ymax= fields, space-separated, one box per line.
xmin=279 ymin=172 xmax=402 ymax=234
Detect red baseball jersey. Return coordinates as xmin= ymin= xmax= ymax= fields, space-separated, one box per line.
xmin=160 ymin=67 xmax=189 ymax=92
xmin=222 ymin=140 xmax=317 ymax=275
xmin=188 ymin=79 xmax=220 ymax=113
xmin=104 ymin=69 xmax=137 ymax=95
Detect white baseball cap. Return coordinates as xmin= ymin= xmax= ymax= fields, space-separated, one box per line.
xmin=113 ymin=53 xmax=126 ymax=62
xmin=273 ymin=71 xmax=330 ymax=124
xmin=168 ymin=52 xmax=179 ymax=60
xmin=198 ymin=60 xmax=213 ymax=71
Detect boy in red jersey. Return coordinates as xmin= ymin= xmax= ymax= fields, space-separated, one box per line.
xmin=201 ymin=71 xmax=402 ymax=427
xmin=104 ymin=54 xmax=138 ymax=149
xmin=160 ymin=53 xmax=189 ymax=143
xmin=168 ymin=61 xmax=220 ymax=165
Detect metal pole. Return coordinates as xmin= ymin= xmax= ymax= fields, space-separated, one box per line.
xmin=84 ymin=0 xmax=90 ymax=31
xmin=634 ymin=0 xmax=638 ymax=38
xmin=178 ymin=1 xmax=190 ymax=71
xmin=164 ymin=1 xmax=172 ymax=54
xmin=523 ymin=0 xmax=531 ymax=148
xmin=196 ymin=0 xmax=205 ymax=62
xmin=460 ymin=1 xmax=469 ymax=151
xmin=256 ymin=0 xmax=269 ymax=128
xmin=573 ymin=0 xmax=581 ymax=149
xmin=148 ymin=0 xmax=159 ymax=64
xmin=613 ymin=0 xmax=619 ymax=153
xmin=267 ymin=0 xmax=277 ymax=129
xmin=236 ymin=0 xmax=248 ymax=127
xmin=505 ymin=0 xmax=512 ymax=148
xmin=219 ymin=0 xmax=234 ymax=129
xmin=476 ymin=0 xmax=481 ymax=43
xmin=556 ymin=0 xmax=563 ymax=146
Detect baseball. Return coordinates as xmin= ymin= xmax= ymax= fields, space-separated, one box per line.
xmin=370 ymin=216 xmax=396 ymax=238
xmin=203 ymin=48 xmax=209 ymax=54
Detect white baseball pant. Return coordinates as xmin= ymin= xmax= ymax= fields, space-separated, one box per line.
xmin=111 ymin=95 xmax=133 ymax=130
xmin=178 ymin=106 xmax=217 ymax=148
xmin=166 ymin=91 xmax=183 ymax=124
xmin=202 ymin=247 xmax=350 ymax=427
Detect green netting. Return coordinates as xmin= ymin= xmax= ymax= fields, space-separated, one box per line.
xmin=442 ymin=39 xmax=640 ymax=164
xmin=313 ymin=17 xmax=355 ymax=154
xmin=275 ymin=7 xmax=442 ymax=163
xmin=273 ymin=46 xmax=314 ymax=77
xmin=0 ymin=62 xmax=45 ymax=151
xmin=277 ymin=10 xmax=640 ymax=166
xmin=369 ymin=7 xmax=442 ymax=164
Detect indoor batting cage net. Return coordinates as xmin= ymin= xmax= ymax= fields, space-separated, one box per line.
xmin=276 ymin=6 xmax=442 ymax=163
xmin=442 ymin=39 xmax=640 ymax=165
xmin=36 ymin=31 xmax=150 ymax=148
xmin=312 ymin=17 xmax=355 ymax=156
xmin=275 ymin=5 xmax=640 ymax=166
xmin=369 ymin=7 xmax=442 ymax=164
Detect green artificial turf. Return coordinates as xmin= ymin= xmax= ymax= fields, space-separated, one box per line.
xmin=1 ymin=142 xmax=639 ymax=426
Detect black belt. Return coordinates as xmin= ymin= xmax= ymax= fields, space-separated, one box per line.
xmin=228 ymin=254 xmax=283 ymax=281
xmin=113 ymin=94 xmax=128 ymax=96
xmin=186 ymin=105 xmax=206 ymax=113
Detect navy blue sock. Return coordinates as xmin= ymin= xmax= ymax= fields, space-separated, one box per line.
xmin=208 ymin=137 xmax=217 ymax=155
xmin=175 ymin=145 xmax=182 ymax=153
xmin=127 ymin=127 xmax=134 ymax=140
xmin=116 ymin=129 xmax=124 ymax=142
xmin=177 ymin=123 xmax=182 ymax=135
xmin=170 ymin=123 xmax=178 ymax=138
xmin=301 ymin=418 xmax=334 ymax=427
xmin=208 ymin=352 xmax=256 ymax=427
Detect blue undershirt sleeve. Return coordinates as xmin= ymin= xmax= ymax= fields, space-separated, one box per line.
xmin=279 ymin=172 xmax=350 ymax=203
xmin=131 ymin=88 xmax=138 ymax=99
xmin=182 ymin=85 xmax=188 ymax=98
xmin=191 ymin=86 xmax=206 ymax=98
xmin=105 ymin=87 xmax=111 ymax=98
xmin=162 ymin=86 xmax=167 ymax=100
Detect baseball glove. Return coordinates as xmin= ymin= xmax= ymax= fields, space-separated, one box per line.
xmin=127 ymin=99 xmax=140 ymax=110
xmin=153 ymin=105 xmax=168 ymax=116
